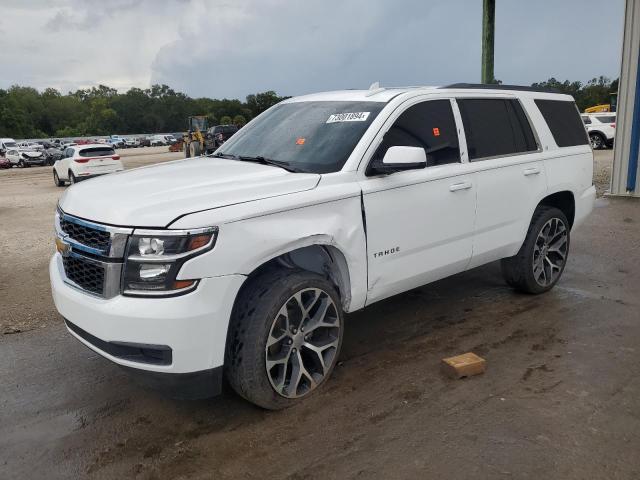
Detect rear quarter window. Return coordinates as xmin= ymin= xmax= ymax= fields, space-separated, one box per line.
xmin=534 ymin=99 xmax=589 ymax=147
xmin=595 ymin=115 xmax=616 ymax=123
xmin=79 ymin=147 xmax=115 ymax=157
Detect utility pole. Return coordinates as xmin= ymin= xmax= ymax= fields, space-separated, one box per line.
xmin=481 ymin=0 xmax=495 ymax=84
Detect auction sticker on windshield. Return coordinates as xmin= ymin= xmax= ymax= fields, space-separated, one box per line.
xmin=326 ymin=112 xmax=370 ymax=123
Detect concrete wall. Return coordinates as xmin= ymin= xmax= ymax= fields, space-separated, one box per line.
xmin=611 ymin=0 xmax=640 ymax=196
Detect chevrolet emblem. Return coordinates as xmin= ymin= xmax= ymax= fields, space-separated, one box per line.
xmin=55 ymin=237 xmax=72 ymax=257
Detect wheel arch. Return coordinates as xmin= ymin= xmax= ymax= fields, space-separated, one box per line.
xmin=537 ymin=190 xmax=575 ymax=228
xmin=237 ymin=241 xmax=353 ymax=312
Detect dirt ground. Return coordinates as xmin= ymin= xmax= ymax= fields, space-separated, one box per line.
xmin=2 ymin=148 xmax=640 ymax=479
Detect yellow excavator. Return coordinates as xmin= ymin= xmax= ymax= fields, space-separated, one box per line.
xmin=584 ymin=93 xmax=618 ymax=113
xmin=183 ymin=116 xmax=208 ymax=158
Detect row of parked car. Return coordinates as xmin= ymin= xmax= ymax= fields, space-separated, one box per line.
xmin=0 ymin=133 xmax=180 ymax=169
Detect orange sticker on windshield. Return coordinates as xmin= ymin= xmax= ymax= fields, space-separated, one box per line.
xmin=296 ymin=137 xmax=306 ymax=145
xmin=433 ymin=127 xmax=441 ymax=136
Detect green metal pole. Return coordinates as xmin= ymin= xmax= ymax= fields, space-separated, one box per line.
xmin=481 ymin=0 xmax=495 ymax=84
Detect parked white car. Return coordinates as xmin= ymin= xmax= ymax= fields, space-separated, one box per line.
xmin=52 ymin=144 xmax=123 ymax=186
xmin=0 ymin=137 xmax=18 ymax=154
xmin=150 ymin=134 xmax=176 ymax=146
xmin=124 ymin=138 xmax=140 ymax=148
xmin=5 ymin=148 xmax=46 ymax=167
xmin=581 ymin=113 xmax=616 ymax=149
xmin=51 ymin=84 xmax=595 ymax=409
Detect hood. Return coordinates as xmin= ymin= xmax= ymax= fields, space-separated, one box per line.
xmin=20 ymin=150 xmax=43 ymax=157
xmin=59 ymin=157 xmax=320 ymax=227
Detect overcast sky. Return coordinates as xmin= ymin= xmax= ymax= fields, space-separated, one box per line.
xmin=0 ymin=0 xmax=626 ymax=100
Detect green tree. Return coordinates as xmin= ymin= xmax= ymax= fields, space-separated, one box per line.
xmin=219 ymin=115 xmax=232 ymax=125
xmin=233 ymin=114 xmax=247 ymax=127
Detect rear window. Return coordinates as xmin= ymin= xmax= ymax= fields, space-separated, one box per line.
xmin=79 ymin=147 xmax=115 ymax=157
xmin=534 ymin=99 xmax=589 ymax=147
xmin=581 ymin=116 xmax=592 ymax=125
xmin=596 ymin=115 xmax=616 ymax=124
xmin=458 ymin=98 xmax=538 ymax=160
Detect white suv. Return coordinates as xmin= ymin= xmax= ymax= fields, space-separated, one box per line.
xmin=50 ymin=84 xmax=595 ymax=409
xmin=52 ymin=144 xmax=123 ymax=186
xmin=581 ymin=113 xmax=616 ymax=149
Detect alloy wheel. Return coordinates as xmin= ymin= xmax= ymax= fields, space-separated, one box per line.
xmin=532 ymin=217 xmax=568 ymax=287
xmin=590 ymin=134 xmax=603 ymax=149
xmin=265 ymin=288 xmax=340 ymax=398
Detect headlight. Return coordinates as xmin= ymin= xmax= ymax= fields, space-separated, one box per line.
xmin=122 ymin=226 xmax=218 ymax=297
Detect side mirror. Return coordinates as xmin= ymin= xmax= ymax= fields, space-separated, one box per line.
xmin=369 ymin=146 xmax=427 ymax=175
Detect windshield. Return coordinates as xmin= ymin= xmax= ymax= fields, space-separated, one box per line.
xmin=217 ymin=101 xmax=386 ymax=174
xmin=5 ymin=141 xmax=17 ymax=147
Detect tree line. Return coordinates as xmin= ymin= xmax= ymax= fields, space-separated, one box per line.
xmin=0 ymin=77 xmax=619 ymax=140
xmin=0 ymin=85 xmax=288 ymax=139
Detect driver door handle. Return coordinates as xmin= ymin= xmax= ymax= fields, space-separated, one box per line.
xmin=449 ymin=181 xmax=473 ymax=192
xmin=523 ymin=167 xmax=541 ymax=176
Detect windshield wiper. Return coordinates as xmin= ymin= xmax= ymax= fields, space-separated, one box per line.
xmin=211 ymin=152 xmax=236 ymax=159
xmin=237 ymin=155 xmax=302 ymax=173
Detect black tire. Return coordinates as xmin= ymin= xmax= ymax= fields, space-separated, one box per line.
xmin=589 ymin=132 xmax=605 ymax=150
xmin=190 ymin=141 xmax=202 ymax=157
xmin=184 ymin=141 xmax=191 ymax=158
xmin=68 ymin=171 xmax=77 ymax=185
xmin=225 ymin=269 xmax=344 ymax=410
xmin=501 ymin=206 xmax=570 ymax=294
xmin=18 ymin=160 xmax=25 ymax=168
xmin=53 ymin=170 xmax=65 ymax=187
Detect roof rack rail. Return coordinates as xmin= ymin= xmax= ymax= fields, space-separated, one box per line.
xmin=441 ymin=83 xmax=560 ymax=94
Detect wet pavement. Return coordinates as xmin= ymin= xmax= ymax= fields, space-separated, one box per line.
xmin=1 ymin=195 xmax=639 ymax=479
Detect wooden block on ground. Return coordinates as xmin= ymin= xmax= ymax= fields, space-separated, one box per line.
xmin=441 ymin=352 xmax=486 ymax=379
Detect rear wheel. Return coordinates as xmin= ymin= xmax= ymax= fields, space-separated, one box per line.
xmin=226 ymin=270 xmax=344 ymax=410
xmin=53 ymin=170 xmax=65 ymax=187
xmin=501 ymin=206 xmax=570 ymax=294
xmin=184 ymin=141 xmax=191 ymax=158
xmin=589 ymin=132 xmax=605 ymax=150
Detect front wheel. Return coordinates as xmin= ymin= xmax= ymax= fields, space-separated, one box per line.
xmin=226 ymin=270 xmax=344 ymax=410
xmin=501 ymin=206 xmax=570 ymax=294
xmin=190 ymin=141 xmax=202 ymax=157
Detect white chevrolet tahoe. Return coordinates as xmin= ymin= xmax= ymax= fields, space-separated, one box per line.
xmin=51 ymin=84 xmax=596 ymax=409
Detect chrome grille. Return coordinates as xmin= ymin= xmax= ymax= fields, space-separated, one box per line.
xmin=63 ymin=254 xmax=105 ymax=295
xmin=60 ymin=218 xmax=111 ymax=251
xmin=56 ymin=209 xmax=133 ymax=298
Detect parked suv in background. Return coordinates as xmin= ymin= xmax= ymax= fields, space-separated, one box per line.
xmin=205 ymin=124 xmax=238 ymax=151
xmin=52 ymin=144 xmax=123 ymax=185
xmin=581 ymin=113 xmax=616 ymax=149
xmin=51 ymin=84 xmax=595 ymax=409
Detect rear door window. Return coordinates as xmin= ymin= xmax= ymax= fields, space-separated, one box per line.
xmin=79 ymin=147 xmax=115 ymax=157
xmin=457 ymin=98 xmax=538 ymax=160
xmin=534 ymin=99 xmax=589 ymax=147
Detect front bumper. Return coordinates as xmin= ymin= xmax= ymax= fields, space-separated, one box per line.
xmin=50 ymin=253 xmax=245 ymax=379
